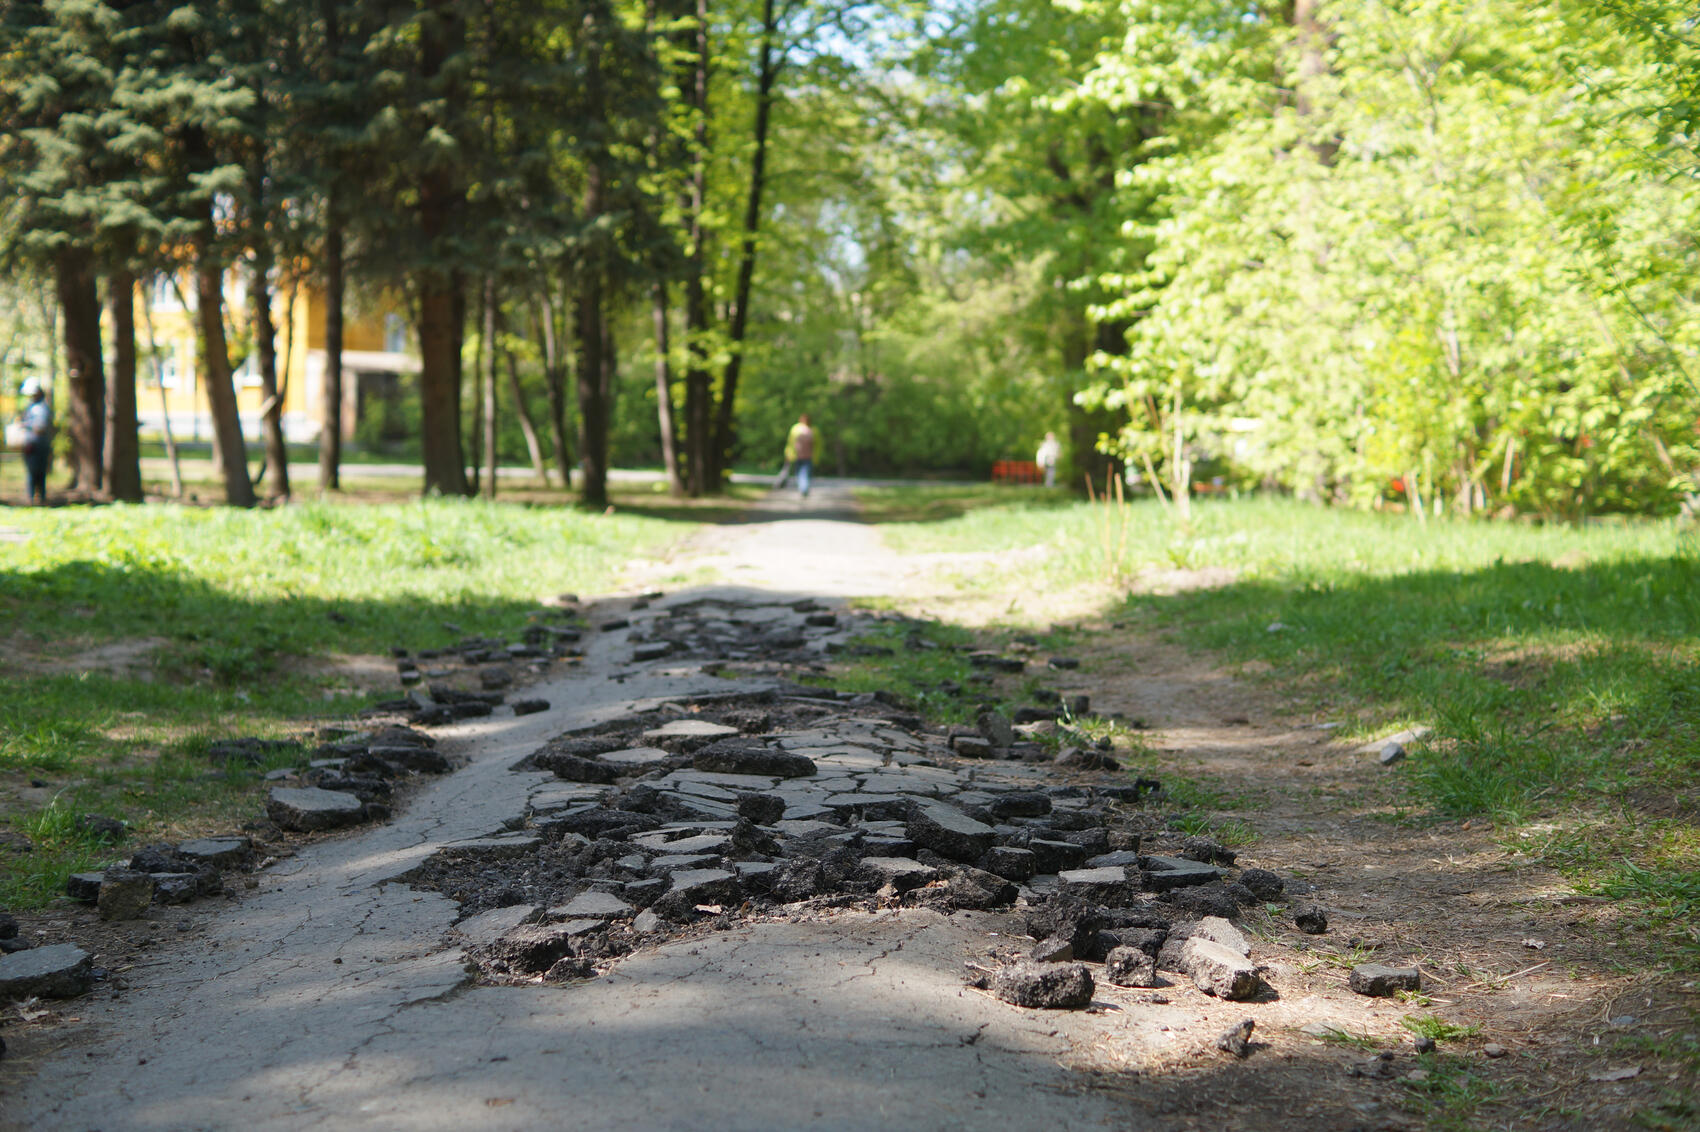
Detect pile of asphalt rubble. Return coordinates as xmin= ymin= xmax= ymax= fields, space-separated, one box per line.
xmin=2 ymin=593 xmax=1428 ymax=1070
xmin=401 ymin=666 xmax=1421 ymax=1039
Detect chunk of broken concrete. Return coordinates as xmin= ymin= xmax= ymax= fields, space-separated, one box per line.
xmin=150 ymin=872 xmax=201 ymax=904
xmin=1180 ymin=937 xmax=1264 ymax=1000
xmin=600 ymin=746 xmax=673 ymax=771
xmin=175 ymin=837 xmax=251 ymax=869
xmin=556 ymin=891 xmax=635 ymax=920
xmin=1103 ymin=946 xmax=1160 ymax=987
xmin=987 ymin=791 xmax=1051 ymax=819
xmin=906 ymin=802 xmax=996 ymax=862
xmin=1057 ymin=866 xmax=1137 ymax=905
xmin=1027 ymin=839 xmax=1088 ymax=873
xmin=539 ymin=754 xmax=621 ymax=784
xmin=950 ymin=735 xmax=994 ymax=759
xmin=735 ymin=792 xmax=786 ymax=825
xmin=643 ymin=720 xmax=741 ymax=752
xmin=267 ymin=786 xmax=366 ymax=832
xmin=97 ymin=869 xmax=154 ymax=920
xmin=0 ymin=944 xmax=93 ymax=1000
xmin=1139 ymin=855 xmax=1222 ymax=891
xmin=989 ymin=960 xmax=1094 ymax=1009
xmin=1238 ymin=868 xmax=1283 ymax=900
xmin=692 ymin=741 xmax=815 ymax=779
xmin=455 ymin=905 xmax=541 ymax=947
xmin=861 ymin=857 xmax=939 ymax=892
xmin=65 ymin=872 xmax=104 ymax=902
xmin=1293 ymin=903 xmax=1329 ymax=934
xmin=1030 ymin=934 xmax=1075 ymax=963
xmin=1218 ymin=1018 xmax=1255 ymax=1057
xmin=1348 ymin=963 xmax=1421 ymax=997
xmin=1187 ymin=915 xmax=1251 ymax=956
xmin=482 ymin=925 xmax=579 ymax=975
xmin=979 ymin=846 xmax=1037 ymax=881
xmin=654 ymin=868 xmax=740 ymax=918
xmin=975 ymin=710 xmax=1015 ymax=749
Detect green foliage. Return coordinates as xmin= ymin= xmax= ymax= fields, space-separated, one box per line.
xmin=1401 ymin=1014 xmax=1483 ymax=1044
xmin=1072 ymin=0 xmax=1700 ymax=517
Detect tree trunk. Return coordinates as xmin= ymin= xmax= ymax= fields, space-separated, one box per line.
xmin=319 ymin=222 xmax=344 ymax=491
xmin=575 ymin=3 xmax=611 ymax=510
xmin=195 ymin=245 xmax=256 ymax=507
xmin=415 ymin=2 xmax=470 ymax=497
xmin=250 ymin=252 xmax=289 ymax=501
xmin=417 ymin=271 xmax=469 ymax=495
xmin=55 ymin=245 xmax=104 ymax=495
xmin=537 ymin=288 xmax=573 ymax=488
xmin=708 ymin=0 xmax=778 ymax=489
xmin=652 ymin=281 xmax=684 ymax=495
xmin=1170 ymin=379 xmax=1191 ymax=521
xmin=105 ymin=269 xmax=142 ymax=502
xmin=466 ymin=313 xmax=482 ymax=497
xmin=140 ymin=283 xmax=184 ymax=498
xmin=601 ymin=304 xmax=617 ymax=422
xmin=1287 ymin=0 xmax=1338 ymax=163
xmin=504 ymin=348 xmax=549 ymax=486
xmin=576 ymin=271 xmax=608 ymax=510
xmin=1061 ymin=306 xmax=1118 ymax=491
xmin=681 ymin=0 xmax=711 ymax=495
xmin=481 ymin=274 xmax=498 ymax=499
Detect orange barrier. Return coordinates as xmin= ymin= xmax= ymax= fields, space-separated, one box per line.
xmin=991 ymin=460 xmax=1043 ymax=484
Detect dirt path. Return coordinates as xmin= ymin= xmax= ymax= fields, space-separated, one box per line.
xmin=3 ymin=483 xmax=1690 ymax=1131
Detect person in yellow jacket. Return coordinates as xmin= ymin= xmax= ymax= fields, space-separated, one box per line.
xmin=775 ymin=413 xmax=818 ymax=497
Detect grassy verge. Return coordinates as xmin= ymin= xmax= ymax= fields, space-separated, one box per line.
xmin=819 ymin=616 xmax=1092 ymax=728
xmin=857 ymin=488 xmax=1700 ymax=966
xmin=0 ymin=498 xmax=690 ymax=908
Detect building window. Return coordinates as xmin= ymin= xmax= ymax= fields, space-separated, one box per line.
xmin=148 ymin=274 xmax=189 ymax=313
xmin=384 ymin=313 xmax=409 ymax=354
xmin=154 ymin=351 xmax=181 ymax=389
xmin=233 ymin=354 xmax=264 ymax=389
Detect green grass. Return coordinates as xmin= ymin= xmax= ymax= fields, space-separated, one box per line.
xmin=854 ymin=482 xmax=1073 ymax=526
xmin=856 ymin=488 xmax=1700 ymax=960
xmin=1401 ymin=1013 xmax=1483 ymax=1043
xmin=815 ymin=619 xmax=992 ymax=725
xmin=1310 ymin=1026 xmax=1387 ymax=1050
xmin=1399 ymin=1053 xmax=1505 ymax=1129
xmin=0 ymin=498 xmax=689 ymax=908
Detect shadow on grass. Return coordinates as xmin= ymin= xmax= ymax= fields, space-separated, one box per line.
xmin=3 ymin=558 xmax=574 ymax=663
xmin=851 ymin=482 xmax=1078 ymax=525
xmin=1124 ymin=551 xmax=1700 ymax=945
xmin=1132 ymin=551 xmax=1699 ymax=800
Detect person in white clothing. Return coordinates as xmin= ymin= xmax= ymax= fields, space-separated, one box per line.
xmin=16 ymin=377 xmax=52 ymax=505
xmin=1035 ymin=431 xmax=1061 ymax=488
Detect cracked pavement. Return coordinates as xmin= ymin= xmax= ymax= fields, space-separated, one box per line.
xmin=5 ymin=484 xmax=1140 ymax=1131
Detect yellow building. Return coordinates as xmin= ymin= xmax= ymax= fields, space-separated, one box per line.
xmin=134 ymin=271 xmax=419 ymax=445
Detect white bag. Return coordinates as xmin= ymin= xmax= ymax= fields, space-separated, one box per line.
xmin=4 ymin=420 xmax=29 ymax=450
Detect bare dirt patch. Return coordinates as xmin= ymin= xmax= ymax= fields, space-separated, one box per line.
xmin=0 ymin=636 xmax=167 ymax=681
xmin=277 ymin=651 xmax=405 ymax=693
xmin=1043 ymin=626 xmax=1700 ymax=1129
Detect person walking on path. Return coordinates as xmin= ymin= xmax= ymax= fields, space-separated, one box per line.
xmin=1036 ymin=430 xmax=1061 ymax=488
xmin=16 ymin=378 xmax=53 ymax=505
xmin=782 ymin=413 xmax=818 ymax=498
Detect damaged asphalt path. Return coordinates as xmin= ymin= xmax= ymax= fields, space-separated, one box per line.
xmin=6 ymin=485 xmax=1146 ymax=1131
